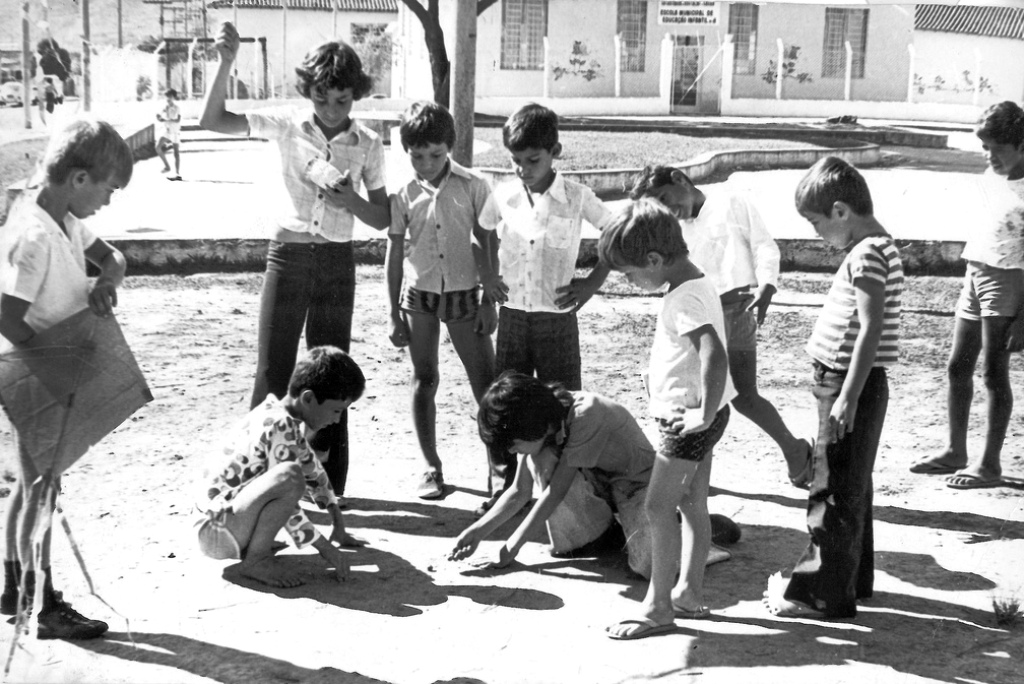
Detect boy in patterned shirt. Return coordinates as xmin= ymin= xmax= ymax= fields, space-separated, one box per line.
xmin=764 ymin=157 xmax=903 ymax=619
xmin=197 ymin=346 xmax=367 ymax=588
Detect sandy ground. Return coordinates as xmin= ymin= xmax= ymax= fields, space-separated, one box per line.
xmin=0 ymin=268 xmax=1022 ymax=684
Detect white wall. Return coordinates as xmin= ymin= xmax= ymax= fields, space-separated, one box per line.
xmin=913 ymin=31 xmax=1024 ymax=107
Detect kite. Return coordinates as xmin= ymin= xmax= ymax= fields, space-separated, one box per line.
xmin=0 ymin=307 xmax=150 ymax=668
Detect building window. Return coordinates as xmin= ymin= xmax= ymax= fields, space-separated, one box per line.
xmin=728 ymin=3 xmax=758 ymax=75
xmin=617 ymin=0 xmax=647 ymax=73
xmin=822 ymin=8 xmax=868 ymax=79
xmin=501 ymin=0 xmax=548 ymax=71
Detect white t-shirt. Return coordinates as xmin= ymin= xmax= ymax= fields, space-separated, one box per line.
xmin=648 ymin=275 xmax=737 ymax=420
xmin=1 ymin=201 xmax=97 ymax=352
xmin=960 ymin=172 xmax=1024 ymax=270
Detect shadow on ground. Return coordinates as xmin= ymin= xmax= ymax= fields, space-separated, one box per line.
xmin=78 ymin=631 xmax=395 ymax=684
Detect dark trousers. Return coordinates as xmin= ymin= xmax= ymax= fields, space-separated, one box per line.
xmin=785 ymin=363 xmax=888 ymax=618
xmin=251 ymin=241 xmax=355 ymax=494
xmin=487 ymin=308 xmax=583 ymax=495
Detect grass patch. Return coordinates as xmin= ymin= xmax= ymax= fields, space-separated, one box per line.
xmin=473 ymin=129 xmax=836 ymax=171
xmin=993 ymin=595 xmax=1023 ymax=628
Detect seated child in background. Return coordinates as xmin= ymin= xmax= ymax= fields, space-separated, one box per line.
xmin=197 ymin=346 xmax=367 ymax=588
xmin=1 ymin=118 xmax=132 ymax=640
xmin=156 ymin=88 xmax=182 ymax=180
xmin=476 ymin=103 xmax=613 ymax=513
xmin=631 ymin=166 xmax=811 ymax=487
xmin=763 ymin=157 xmax=902 ymax=619
xmin=449 ymin=371 xmax=655 ymax=578
xmin=386 ymin=101 xmax=504 ymax=500
xmin=599 ymin=199 xmax=735 ymax=640
xmin=910 ymin=100 xmax=1024 ymax=489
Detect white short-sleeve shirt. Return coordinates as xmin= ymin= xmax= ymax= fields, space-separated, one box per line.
xmin=480 ymin=173 xmax=612 ymax=312
xmin=648 ymin=275 xmax=737 ymax=420
xmin=1 ymin=201 xmax=97 ymax=352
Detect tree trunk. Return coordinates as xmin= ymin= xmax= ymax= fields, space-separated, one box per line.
xmin=424 ymin=24 xmax=449 ymax=108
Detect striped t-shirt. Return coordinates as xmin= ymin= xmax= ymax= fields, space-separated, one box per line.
xmin=806 ymin=236 xmax=903 ymax=370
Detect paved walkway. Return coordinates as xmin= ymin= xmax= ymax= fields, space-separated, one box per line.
xmin=88 ymin=123 xmax=984 ymax=246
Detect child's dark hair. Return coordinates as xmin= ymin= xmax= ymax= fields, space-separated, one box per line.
xmin=503 ymin=103 xmax=559 ymax=152
xmin=975 ymin=101 xmax=1024 ymax=147
xmin=399 ymin=101 xmax=456 ymax=150
xmin=294 ymin=40 xmax=373 ymax=100
xmin=628 ymin=165 xmax=694 ymax=201
xmin=164 ymin=88 xmax=178 ymax=99
xmin=43 ymin=118 xmax=134 ymax=186
xmin=288 ymin=346 xmax=365 ymax=403
xmin=598 ymin=198 xmax=689 ymax=270
xmin=795 ymin=156 xmax=873 ymax=217
xmin=478 ymin=372 xmax=573 ymax=452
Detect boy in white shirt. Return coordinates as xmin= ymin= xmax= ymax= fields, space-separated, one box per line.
xmin=156 ymin=88 xmax=182 ymax=180
xmin=631 ymin=166 xmax=811 ymax=488
xmin=478 ymin=103 xmax=612 ymax=513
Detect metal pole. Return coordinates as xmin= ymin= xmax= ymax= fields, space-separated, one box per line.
xmin=281 ymin=0 xmax=288 ymax=98
xmin=81 ymin=0 xmax=91 ymax=111
xmin=233 ymin=0 xmax=239 ymax=98
xmin=117 ymin=0 xmax=123 ymax=48
xmin=450 ymin=0 xmax=477 ymax=166
xmin=20 ymin=0 xmax=31 ymax=129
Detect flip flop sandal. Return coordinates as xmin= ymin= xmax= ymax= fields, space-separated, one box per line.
xmin=672 ymin=604 xmax=711 ymax=620
xmin=946 ymin=474 xmax=1002 ymax=489
xmin=605 ymin=618 xmax=677 ymax=640
xmin=909 ymin=459 xmax=962 ymax=475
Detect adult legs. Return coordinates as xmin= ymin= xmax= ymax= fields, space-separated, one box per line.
xmin=305 ymin=244 xmax=355 ymax=495
xmin=729 ymin=347 xmax=808 ymax=480
xmin=223 ymin=462 xmax=307 ymax=588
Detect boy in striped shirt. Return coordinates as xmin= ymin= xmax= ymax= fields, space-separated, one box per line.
xmin=764 ymin=157 xmax=903 ymax=619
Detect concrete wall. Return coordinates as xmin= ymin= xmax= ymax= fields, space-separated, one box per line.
xmin=912 ymin=31 xmax=1024 ymax=107
xmin=730 ymin=3 xmax=913 ymax=103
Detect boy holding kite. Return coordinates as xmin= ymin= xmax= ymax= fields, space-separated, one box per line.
xmin=0 ymin=118 xmax=133 ymax=640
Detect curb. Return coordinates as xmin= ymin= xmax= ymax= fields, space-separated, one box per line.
xmin=111 ymin=236 xmax=967 ymax=277
xmin=478 ymin=141 xmax=881 ymax=195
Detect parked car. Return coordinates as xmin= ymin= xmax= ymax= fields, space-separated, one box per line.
xmin=0 ymin=81 xmax=25 ymax=107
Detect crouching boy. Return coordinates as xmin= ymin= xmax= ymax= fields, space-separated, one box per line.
xmin=196 ymin=346 xmax=367 ymax=588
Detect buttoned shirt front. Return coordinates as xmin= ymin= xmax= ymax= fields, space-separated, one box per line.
xmin=389 ymin=159 xmax=492 ymax=294
xmin=480 ymin=174 xmax=612 ymax=313
xmin=247 ymin=108 xmax=386 ymax=241
xmin=682 ymin=191 xmax=780 ymax=295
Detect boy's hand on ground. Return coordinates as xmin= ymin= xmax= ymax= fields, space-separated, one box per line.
xmin=474 ymin=302 xmax=497 ymax=336
xmin=335 ymin=532 xmax=367 ymax=548
xmin=449 ymin=529 xmax=483 ymax=561
xmin=215 ymin=22 xmax=240 ymax=62
xmin=555 ymin=279 xmax=598 ymax=312
xmin=389 ymin=316 xmax=410 ymax=348
xmin=747 ymin=284 xmax=777 ymax=325
xmin=89 ymin=280 xmax=118 ymax=317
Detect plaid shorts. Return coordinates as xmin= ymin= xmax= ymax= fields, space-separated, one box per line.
xmin=401 ymin=286 xmax=479 ymax=324
xmin=657 ymin=405 xmax=730 ymax=462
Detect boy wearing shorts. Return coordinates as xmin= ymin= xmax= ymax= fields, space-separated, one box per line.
xmin=632 ymin=166 xmax=811 ymax=488
xmin=386 ymin=101 xmax=503 ymax=499
xmin=156 ymin=88 xmax=182 ymax=180
xmin=197 ymin=346 xmax=367 ymax=588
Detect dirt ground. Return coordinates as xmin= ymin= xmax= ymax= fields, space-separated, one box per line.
xmin=0 ymin=267 xmax=1022 ymax=684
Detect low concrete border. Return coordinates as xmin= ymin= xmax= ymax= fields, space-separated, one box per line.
xmin=112 ymin=235 xmax=967 ymax=277
xmin=476 ymin=141 xmax=881 ymax=195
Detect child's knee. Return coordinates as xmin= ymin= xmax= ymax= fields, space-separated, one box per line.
xmin=272 ymin=463 xmax=306 ymax=494
xmin=411 ymin=367 xmax=439 ymax=391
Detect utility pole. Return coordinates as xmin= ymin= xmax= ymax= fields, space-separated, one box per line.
xmin=20 ymin=0 xmax=31 ymax=129
xmin=117 ymin=0 xmax=123 ymax=48
xmin=281 ymin=0 xmax=288 ymax=98
xmin=450 ymin=0 xmax=477 ymax=166
xmin=81 ymin=0 xmax=91 ymax=111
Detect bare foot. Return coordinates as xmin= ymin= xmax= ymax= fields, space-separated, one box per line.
xmin=762 ymin=571 xmax=824 ymax=619
xmin=784 ymin=439 xmax=813 ymax=488
xmin=604 ymin=604 xmax=674 ymax=639
xmin=234 ymin=556 xmax=305 ymax=588
xmin=945 ymin=464 xmax=1002 ymax=489
xmin=909 ymin=449 xmax=967 ymax=475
